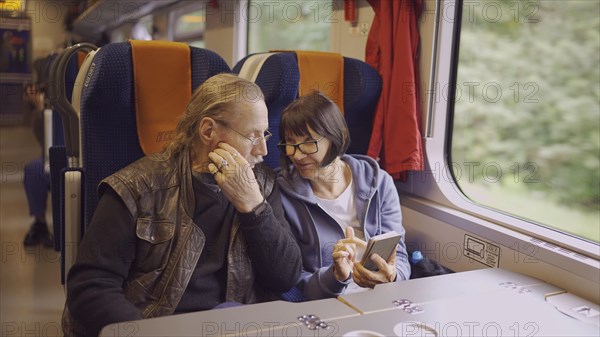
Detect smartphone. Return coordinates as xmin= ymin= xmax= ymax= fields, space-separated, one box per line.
xmin=360 ymin=231 xmax=402 ymax=271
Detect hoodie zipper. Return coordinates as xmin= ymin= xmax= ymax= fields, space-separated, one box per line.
xmin=315 ymin=203 xmax=346 ymax=237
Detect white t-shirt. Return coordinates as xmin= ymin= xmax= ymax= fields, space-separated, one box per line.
xmin=314 ymin=177 xmax=364 ymax=240
xmin=315 ymin=178 xmax=369 ymax=294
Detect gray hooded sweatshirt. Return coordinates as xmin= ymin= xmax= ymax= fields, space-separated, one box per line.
xmin=277 ymin=154 xmax=411 ymax=300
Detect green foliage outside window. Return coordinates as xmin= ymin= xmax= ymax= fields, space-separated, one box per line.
xmin=452 ymin=0 xmax=599 ymax=242
xmin=247 ymin=0 xmax=332 ymax=53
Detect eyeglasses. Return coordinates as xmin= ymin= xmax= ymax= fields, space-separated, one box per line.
xmin=217 ymin=121 xmax=272 ymax=146
xmin=278 ymin=137 xmax=325 ymax=156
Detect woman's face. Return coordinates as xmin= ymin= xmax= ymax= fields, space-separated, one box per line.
xmin=284 ymin=126 xmax=332 ymax=182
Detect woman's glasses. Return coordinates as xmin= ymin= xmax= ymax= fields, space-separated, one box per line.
xmin=278 ymin=137 xmax=324 ymax=156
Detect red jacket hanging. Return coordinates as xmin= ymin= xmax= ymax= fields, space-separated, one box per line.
xmin=366 ymin=0 xmax=424 ymax=178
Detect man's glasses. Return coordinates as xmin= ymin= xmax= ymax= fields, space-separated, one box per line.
xmin=217 ymin=121 xmax=272 ymax=146
xmin=278 ymin=137 xmax=325 ymax=156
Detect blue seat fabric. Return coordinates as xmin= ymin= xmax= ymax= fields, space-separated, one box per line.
xmin=232 ymin=53 xmax=300 ymax=169
xmin=233 ymin=52 xmax=381 ymax=169
xmin=80 ymin=42 xmax=230 ymax=228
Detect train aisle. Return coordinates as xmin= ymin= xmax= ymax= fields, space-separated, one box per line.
xmin=1 ymin=126 xmax=64 ymax=337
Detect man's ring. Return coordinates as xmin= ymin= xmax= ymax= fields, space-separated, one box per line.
xmin=217 ymin=159 xmax=228 ymax=171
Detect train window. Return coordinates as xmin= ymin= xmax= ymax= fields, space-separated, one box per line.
xmin=246 ymin=0 xmax=333 ymax=53
xmin=451 ymin=1 xmax=599 ymax=242
xmin=170 ymin=3 xmax=205 ymax=48
xmin=131 ymin=15 xmax=154 ymax=40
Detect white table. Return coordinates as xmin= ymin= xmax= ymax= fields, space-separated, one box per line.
xmin=100 ymin=268 xmax=599 ymax=337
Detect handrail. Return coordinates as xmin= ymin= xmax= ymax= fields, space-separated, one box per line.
xmin=49 ymin=43 xmax=98 ymax=166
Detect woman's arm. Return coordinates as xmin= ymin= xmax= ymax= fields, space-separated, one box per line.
xmin=378 ymin=172 xmax=411 ymax=281
xmin=352 ymin=172 xmax=411 ymax=287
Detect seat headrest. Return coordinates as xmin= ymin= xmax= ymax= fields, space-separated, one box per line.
xmin=238 ymin=52 xmax=278 ymax=83
xmin=79 ymin=41 xmax=230 ymax=227
xmin=295 ymin=50 xmax=344 ymax=113
xmin=130 ymin=40 xmax=192 ymax=154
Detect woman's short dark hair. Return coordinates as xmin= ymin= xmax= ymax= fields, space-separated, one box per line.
xmin=279 ymin=91 xmax=349 ymax=170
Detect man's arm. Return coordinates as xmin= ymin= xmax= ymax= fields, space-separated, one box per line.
xmin=66 ymin=188 xmax=142 ymax=337
xmin=238 ymin=182 xmax=302 ymax=293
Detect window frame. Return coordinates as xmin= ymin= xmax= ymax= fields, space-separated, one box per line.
xmin=398 ymin=0 xmax=599 ymax=262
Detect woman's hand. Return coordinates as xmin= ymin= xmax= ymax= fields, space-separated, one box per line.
xmin=208 ymin=143 xmax=264 ymax=213
xmin=332 ymin=227 xmax=367 ymax=282
xmin=352 ymin=246 xmax=397 ymax=288
xmin=332 ymin=242 xmax=353 ymax=282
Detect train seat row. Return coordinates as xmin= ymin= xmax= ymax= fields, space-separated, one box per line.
xmin=46 ymin=40 xmax=382 ymax=287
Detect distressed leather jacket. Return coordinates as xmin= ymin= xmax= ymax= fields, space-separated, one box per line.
xmin=63 ymin=148 xmax=298 ymax=336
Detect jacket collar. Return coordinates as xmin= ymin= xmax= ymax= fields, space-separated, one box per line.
xmin=177 ymin=147 xmax=195 ymax=220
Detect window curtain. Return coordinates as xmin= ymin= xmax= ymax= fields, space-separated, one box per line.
xmin=366 ymin=0 xmax=424 ymax=178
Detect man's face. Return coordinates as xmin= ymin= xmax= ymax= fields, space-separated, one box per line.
xmin=217 ymin=99 xmax=269 ymax=168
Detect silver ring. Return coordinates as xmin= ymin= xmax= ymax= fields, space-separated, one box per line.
xmin=217 ymin=159 xmax=228 ymax=171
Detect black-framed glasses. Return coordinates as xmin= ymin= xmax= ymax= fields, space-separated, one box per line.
xmin=278 ymin=137 xmax=325 ymax=156
xmin=216 ymin=120 xmax=272 ymax=146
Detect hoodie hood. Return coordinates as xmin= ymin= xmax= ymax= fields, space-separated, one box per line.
xmin=276 ymin=154 xmax=380 ymax=203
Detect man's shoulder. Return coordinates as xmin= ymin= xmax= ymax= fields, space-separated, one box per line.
xmin=253 ymin=163 xmax=276 ymax=182
xmin=253 ymin=163 xmax=276 ymax=197
xmin=103 ymin=153 xmax=179 ymax=193
xmin=119 ymin=152 xmax=174 ymax=175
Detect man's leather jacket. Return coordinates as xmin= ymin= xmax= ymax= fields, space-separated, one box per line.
xmin=63 ymin=149 xmax=301 ymax=336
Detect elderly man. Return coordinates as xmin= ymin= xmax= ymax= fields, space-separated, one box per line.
xmin=63 ymin=74 xmax=302 ymax=337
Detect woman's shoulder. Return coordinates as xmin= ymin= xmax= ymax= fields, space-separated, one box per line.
xmin=343 ymin=154 xmax=383 ymax=177
xmin=275 ymin=166 xmax=316 ymax=202
xmin=343 ymin=154 xmax=395 ymax=190
xmin=275 ymin=164 xmax=299 ymax=184
xmin=343 ymin=153 xmax=380 ymax=167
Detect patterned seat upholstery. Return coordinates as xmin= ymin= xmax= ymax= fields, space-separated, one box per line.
xmin=80 ymin=41 xmax=230 ymax=228
xmin=233 ymin=52 xmax=300 ymax=168
xmin=52 ymin=41 xmax=229 ymax=282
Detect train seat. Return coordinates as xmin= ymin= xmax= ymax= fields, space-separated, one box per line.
xmin=233 ymin=51 xmax=381 ymax=169
xmin=234 ymin=51 xmax=381 ymax=302
xmin=233 ymin=52 xmax=300 ymax=168
xmin=56 ymin=40 xmax=230 ymax=281
xmin=80 ymin=40 xmax=229 ymax=225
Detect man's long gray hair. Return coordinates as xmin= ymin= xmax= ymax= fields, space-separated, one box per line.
xmin=163 ymin=73 xmax=265 ymax=158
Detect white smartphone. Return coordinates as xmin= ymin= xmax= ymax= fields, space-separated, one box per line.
xmin=360 ymin=231 xmax=402 ymax=271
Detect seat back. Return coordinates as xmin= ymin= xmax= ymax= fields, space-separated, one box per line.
xmin=340 ymin=56 xmax=381 ymax=155
xmin=233 ymin=52 xmax=381 ymax=303
xmin=233 ymin=53 xmax=300 ymax=168
xmin=80 ymin=41 xmax=230 ymax=227
xmin=233 ymin=52 xmax=381 ymax=168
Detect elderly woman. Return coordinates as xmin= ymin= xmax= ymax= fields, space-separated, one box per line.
xmin=276 ymin=91 xmax=410 ymax=301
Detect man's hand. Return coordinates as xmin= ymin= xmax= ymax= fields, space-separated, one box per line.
xmin=208 ymin=143 xmax=264 ymax=213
